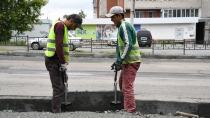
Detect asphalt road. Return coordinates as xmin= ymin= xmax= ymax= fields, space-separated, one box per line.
xmin=0 ymin=55 xmax=209 ymax=117
xmin=0 ymin=55 xmax=210 ymax=103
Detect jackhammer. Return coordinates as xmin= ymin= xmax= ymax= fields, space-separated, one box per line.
xmin=110 ymin=64 xmax=121 ymax=105
xmin=60 ymin=67 xmax=71 ymax=105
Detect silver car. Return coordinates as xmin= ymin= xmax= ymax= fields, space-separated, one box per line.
xmin=26 ymin=33 xmax=83 ymax=51
xmin=107 ymin=33 xmax=117 ymax=46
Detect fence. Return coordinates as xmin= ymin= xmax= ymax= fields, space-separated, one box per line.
xmin=0 ymin=36 xmax=210 ymax=55
xmin=0 ymin=36 xmax=28 ymax=45
xmin=150 ymin=40 xmax=210 ymax=55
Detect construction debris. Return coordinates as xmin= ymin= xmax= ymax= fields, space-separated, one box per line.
xmin=174 ymin=111 xmax=199 ymax=118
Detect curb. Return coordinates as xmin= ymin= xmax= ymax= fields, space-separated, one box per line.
xmin=0 ymin=52 xmax=210 ymax=59
xmin=0 ymin=93 xmax=209 ymax=117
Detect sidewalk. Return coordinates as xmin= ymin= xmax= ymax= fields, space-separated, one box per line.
xmin=0 ymin=46 xmax=210 ymax=59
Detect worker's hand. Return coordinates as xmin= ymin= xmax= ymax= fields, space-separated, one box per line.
xmin=65 ymin=61 xmax=69 ymax=65
xmin=111 ymin=62 xmax=115 ymax=70
xmin=115 ymin=61 xmax=122 ymax=71
xmin=111 ymin=61 xmax=122 ymax=71
xmin=59 ymin=63 xmax=67 ymax=71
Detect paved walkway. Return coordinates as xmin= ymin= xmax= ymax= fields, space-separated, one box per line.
xmin=0 ymin=45 xmax=210 ymax=56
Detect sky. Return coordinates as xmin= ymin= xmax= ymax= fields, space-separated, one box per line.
xmin=40 ymin=0 xmax=94 ymax=21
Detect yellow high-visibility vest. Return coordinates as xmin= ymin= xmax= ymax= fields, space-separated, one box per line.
xmin=118 ymin=21 xmax=141 ymax=64
xmin=45 ymin=20 xmax=70 ymax=61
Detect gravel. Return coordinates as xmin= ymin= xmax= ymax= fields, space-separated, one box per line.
xmin=0 ymin=110 xmax=186 ymax=118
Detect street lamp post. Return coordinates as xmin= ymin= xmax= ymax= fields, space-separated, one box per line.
xmin=130 ymin=0 xmax=135 ymax=25
xmin=46 ymin=11 xmax=51 ymax=19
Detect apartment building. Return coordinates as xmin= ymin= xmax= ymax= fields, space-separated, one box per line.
xmin=125 ymin=0 xmax=209 ymax=43
xmin=200 ymin=0 xmax=210 ymax=42
xmin=94 ymin=0 xmax=201 ymax=18
xmin=90 ymin=0 xmax=210 ymax=42
xmin=93 ymin=0 xmax=124 ymax=18
xmin=201 ymin=0 xmax=210 ymax=18
xmin=125 ymin=0 xmax=201 ymax=18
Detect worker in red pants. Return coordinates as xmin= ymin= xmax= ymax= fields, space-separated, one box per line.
xmin=106 ymin=6 xmax=141 ymax=113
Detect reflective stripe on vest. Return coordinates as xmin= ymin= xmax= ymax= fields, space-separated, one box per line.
xmin=45 ymin=20 xmax=70 ymax=61
xmin=118 ymin=21 xmax=141 ymax=64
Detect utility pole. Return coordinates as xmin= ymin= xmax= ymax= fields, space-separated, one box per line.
xmin=46 ymin=11 xmax=51 ymax=19
xmin=130 ymin=0 xmax=135 ymax=25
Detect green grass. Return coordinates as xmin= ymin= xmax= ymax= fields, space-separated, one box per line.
xmin=71 ymin=50 xmax=142 ymax=55
xmin=70 ymin=50 xmax=91 ymax=54
xmin=0 ymin=41 xmax=26 ymax=46
xmin=140 ymin=51 xmax=150 ymax=55
xmin=99 ymin=51 xmax=116 ymax=54
xmin=153 ymin=40 xmax=184 ymax=44
xmin=0 ymin=48 xmax=14 ymax=52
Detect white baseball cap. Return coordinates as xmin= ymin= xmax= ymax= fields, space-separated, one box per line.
xmin=105 ymin=6 xmax=124 ymax=17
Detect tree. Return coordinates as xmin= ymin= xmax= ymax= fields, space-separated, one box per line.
xmin=0 ymin=0 xmax=48 ymax=38
xmin=63 ymin=14 xmax=69 ymax=19
xmin=62 ymin=9 xmax=86 ymax=20
xmin=78 ymin=9 xmax=87 ymax=19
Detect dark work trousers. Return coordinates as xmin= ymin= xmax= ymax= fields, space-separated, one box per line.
xmin=119 ymin=62 xmax=140 ymax=112
xmin=45 ymin=57 xmax=64 ymax=113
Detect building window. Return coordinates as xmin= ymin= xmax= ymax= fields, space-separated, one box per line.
xmin=182 ymin=9 xmax=185 ymax=17
xmin=164 ymin=10 xmax=168 ymax=17
xmin=190 ymin=9 xmax=195 ymax=17
xmin=186 ymin=9 xmax=190 ymax=17
xmin=168 ymin=10 xmax=172 ymax=17
xmin=164 ymin=9 xmax=198 ymax=18
xmin=195 ymin=9 xmax=198 ymax=17
xmin=135 ymin=0 xmax=156 ymax=1
xmin=135 ymin=11 xmax=144 ymax=18
xmin=173 ymin=10 xmax=177 ymax=17
xmin=177 ymin=9 xmax=181 ymax=17
xmin=148 ymin=12 xmax=153 ymax=18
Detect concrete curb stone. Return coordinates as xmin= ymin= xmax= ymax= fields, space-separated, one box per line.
xmin=0 ymin=51 xmax=210 ymax=59
xmin=1 ymin=95 xmax=209 ymax=117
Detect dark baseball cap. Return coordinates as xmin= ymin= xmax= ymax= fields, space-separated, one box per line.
xmin=67 ymin=14 xmax=83 ymax=30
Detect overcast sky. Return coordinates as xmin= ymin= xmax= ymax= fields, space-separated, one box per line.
xmin=40 ymin=0 xmax=94 ymax=21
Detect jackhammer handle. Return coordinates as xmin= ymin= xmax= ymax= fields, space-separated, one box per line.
xmin=64 ymin=71 xmax=68 ymax=82
xmin=114 ymin=70 xmax=118 ymax=82
xmin=111 ymin=65 xmax=114 ymax=70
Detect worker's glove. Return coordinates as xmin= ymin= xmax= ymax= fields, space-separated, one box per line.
xmin=111 ymin=61 xmax=122 ymax=71
xmin=59 ymin=63 xmax=67 ymax=71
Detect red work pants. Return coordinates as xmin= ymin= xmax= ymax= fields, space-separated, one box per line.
xmin=119 ymin=62 xmax=140 ymax=112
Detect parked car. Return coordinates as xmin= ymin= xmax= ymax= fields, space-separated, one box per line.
xmin=137 ymin=30 xmax=153 ymax=47
xmin=26 ymin=33 xmax=83 ymax=51
xmin=68 ymin=33 xmax=84 ymax=51
xmin=107 ymin=33 xmax=117 ymax=46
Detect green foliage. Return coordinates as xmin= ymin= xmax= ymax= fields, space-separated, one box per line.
xmin=63 ymin=14 xmax=69 ymax=19
xmin=0 ymin=47 xmax=14 ymax=52
xmin=63 ymin=9 xmax=87 ymax=19
xmin=0 ymin=0 xmax=48 ymax=39
xmin=16 ymin=40 xmax=26 ymax=46
xmin=78 ymin=9 xmax=87 ymax=19
xmin=0 ymin=39 xmax=26 ymax=46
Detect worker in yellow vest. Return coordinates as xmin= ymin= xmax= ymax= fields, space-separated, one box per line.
xmin=45 ymin=14 xmax=83 ymax=113
xmin=106 ymin=6 xmax=141 ymax=113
